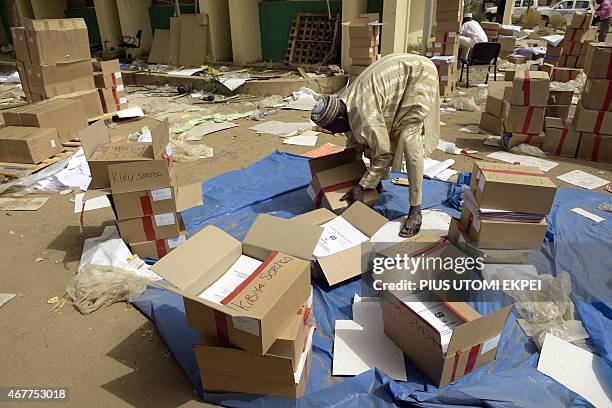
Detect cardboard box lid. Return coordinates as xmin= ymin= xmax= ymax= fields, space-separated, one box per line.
xmin=242 ymin=214 xmax=323 ymax=261
xmin=293 ymin=208 xmax=337 ymax=226
xmin=24 ymin=18 xmax=87 ymax=31
xmin=340 ymin=200 xmax=387 ymax=237
xmin=475 ymin=161 xmax=556 ymax=189
xmin=446 ymin=305 xmax=512 ymax=355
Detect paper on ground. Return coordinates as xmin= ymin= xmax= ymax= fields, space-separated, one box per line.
xmin=437 ymin=139 xmax=477 ymax=155
xmin=167 ymin=68 xmax=204 ymax=76
xmin=249 ymin=121 xmax=312 ymax=136
xmin=0 ymin=293 xmax=16 ymax=308
xmin=538 ymin=334 xmax=612 ymax=407
xmin=571 ymin=208 xmax=605 ymax=223
xmin=73 ymin=192 xmax=111 ymax=213
xmin=487 ymin=151 xmax=559 ymax=172
xmin=557 ymin=170 xmax=609 ymax=190
xmin=181 ymin=122 xmax=238 ymax=141
xmin=424 ymin=158 xmax=457 ymax=181
xmin=0 ymin=196 xmax=48 ymax=211
xmin=459 ymin=125 xmax=481 ymax=134
xmin=283 ymin=132 xmax=319 ymax=147
xmin=333 ymin=296 xmax=407 ymax=381
xmin=313 ymin=217 xmax=369 ymax=258
xmin=283 ymin=95 xmax=317 ymax=111
xmin=198 ymin=255 xmax=262 ymax=304
xmin=219 ymin=74 xmax=250 ymax=91
xmin=117 ymin=107 xmax=144 ymax=119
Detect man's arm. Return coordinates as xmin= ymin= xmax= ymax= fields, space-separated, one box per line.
xmin=358 ymin=125 xmax=394 ymax=189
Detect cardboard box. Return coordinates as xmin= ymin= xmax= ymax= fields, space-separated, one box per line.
xmin=295 ymin=202 xmax=387 ymax=286
xmin=307 ymin=150 xmax=379 ymax=214
xmin=576 ymin=54 xmax=585 ymax=68
xmin=551 ymin=67 xmax=582 ymax=82
xmin=436 ymin=20 xmax=461 ymax=33
xmin=581 ymin=78 xmax=612 ymax=112
xmin=577 ymin=132 xmax=612 ymax=162
xmin=116 ymin=212 xmax=185 ymax=243
xmin=569 ymin=11 xmax=593 ymax=29
xmin=265 ymin=302 xmax=311 ymax=366
xmin=15 ymin=60 xmax=30 ymax=95
xmin=349 ymin=65 xmax=369 ymax=76
xmin=0 ymin=126 xmax=61 ymax=164
xmin=502 ymin=131 xmax=544 ymax=149
xmin=433 ymin=41 xmax=459 ymax=57
xmin=584 ymin=42 xmax=612 ymax=79
xmin=459 ymin=206 xmax=548 ymax=249
xmin=149 ymin=214 xmax=322 ymax=355
xmin=547 ymin=89 xmax=573 ymax=106
xmin=480 ymin=21 xmax=500 ymax=38
xmin=436 ymin=0 xmax=463 ymax=12
xmin=509 ymin=70 xmax=549 ymax=107
xmin=562 ymin=41 xmax=581 ymax=57
xmin=435 ymin=31 xmax=459 ymax=45
xmin=349 ymin=24 xmax=380 ymax=41
xmin=479 ymin=112 xmax=504 ymax=136
xmin=24 ymin=18 xmax=90 ymax=65
xmin=56 ymin=89 xmax=104 ymax=120
xmin=469 ymin=161 xmax=556 ymax=214
xmin=545 ymin=45 xmax=563 ymax=58
xmin=6 ymin=99 xmax=88 ymax=143
xmin=437 ymin=9 xmax=463 ymax=22
xmin=98 ymin=88 xmax=117 ymax=114
xmin=485 ymin=81 xmax=511 ymax=117
xmin=434 ymin=60 xmax=456 ymax=79
xmin=507 ymin=54 xmax=528 ymax=64
xmin=11 ymin=27 xmax=30 ymax=63
xmin=79 ymin=119 xmax=170 ymax=189
xmin=543 ymin=117 xmax=581 ymax=157
xmin=559 ymin=54 xmax=578 ymax=67
xmin=539 ymin=62 xmax=555 ymax=76
xmin=439 ymin=80 xmax=457 ymax=96
xmin=349 ymin=46 xmax=378 ymax=59
xmin=573 ymin=101 xmax=612 ymax=134
xmin=129 ymin=232 xmax=188 ymax=260
xmin=497 ymin=36 xmax=516 ymax=52
xmin=503 ymin=102 xmax=545 ymax=134
xmin=92 ymin=59 xmax=120 ymax=74
xmin=26 ymin=60 xmax=95 ymax=98
xmin=545 ymin=104 xmax=570 ymax=120
xmin=110 ymin=182 xmax=202 ymax=220
xmin=351 ymin=56 xmax=378 ymax=65
xmin=94 ymin=72 xmax=124 ymax=89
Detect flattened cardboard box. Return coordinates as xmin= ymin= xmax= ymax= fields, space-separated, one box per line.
xmin=150 ymin=215 xmax=323 ymax=355
xmin=116 ymin=211 xmax=185 ymax=243
xmin=469 ymin=161 xmax=556 ymax=215
xmin=577 ymin=132 xmax=612 ymax=163
xmin=502 ymin=131 xmax=544 ymax=149
xmin=11 ymin=27 xmax=30 ymax=63
xmin=459 ymin=206 xmax=547 ymax=250
xmin=110 ymin=182 xmax=202 ymax=220
xmin=479 ymin=112 xmax=503 ymax=136
xmin=24 ymin=18 xmax=90 ymax=65
xmin=56 ymin=89 xmax=104 ymax=120
xmin=581 ymin=78 xmax=612 ymax=112
xmin=307 ymin=149 xmax=379 ymax=214
xmin=543 ymin=118 xmax=581 ymax=157
xmin=294 ymin=202 xmax=388 ymax=286
xmin=377 ymin=235 xmax=513 ymax=386
xmin=26 ymin=60 xmax=95 ymax=98
xmin=509 ymin=70 xmax=549 ymax=107
xmin=129 ymin=232 xmax=188 ymax=260
xmin=584 ymin=42 xmax=612 ymax=79
xmin=573 ymin=101 xmax=612 ymax=134
xmin=0 ymin=126 xmax=61 ymax=164
xmin=503 ymin=102 xmax=545 ymax=134
xmin=79 ymin=118 xmax=170 ymax=189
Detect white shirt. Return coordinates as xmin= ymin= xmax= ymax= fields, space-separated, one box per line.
xmin=460 ymin=20 xmax=488 ymax=44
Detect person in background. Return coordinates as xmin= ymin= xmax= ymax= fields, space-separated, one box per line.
xmin=310 ymin=54 xmax=440 ymax=238
xmin=595 ymin=0 xmax=611 ymax=42
xmin=459 ymin=13 xmax=489 ymax=53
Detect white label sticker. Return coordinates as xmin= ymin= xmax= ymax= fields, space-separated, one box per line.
xmin=473 ymin=217 xmax=481 ymax=232
xmin=154 ymin=213 xmax=175 ymax=226
xmin=232 ymin=316 xmax=260 ymax=336
xmin=117 ymin=84 xmax=125 ymax=92
xmin=481 ymin=333 xmax=502 ymax=354
xmin=150 ymin=188 xmax=172 ymax=201
xmin=441 ymin=75 xmax=448 ymax=81
xmin=448 ymin=32 xmax=457 ymax=37
xmin=120 ymin=97 xmax=128 ymax=104
xmin=306 ymin=184 xmax=317 ymax=201
xmin=435 ymin=42 xmax=441 ymax=47
xmin=478 ymin=173 xmax=485 ymax=191
xmin=50 ymin=139 xmax=56 ymax=148
xmin=167 ymin=235 xmax=187 ymax=249
xmin=114 ymin=71 xmax=122 ymax=79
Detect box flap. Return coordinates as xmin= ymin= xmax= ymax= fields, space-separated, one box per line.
xmin=474 ymin=161 xmax=556 ymax=188
xmin=243 ymin=214 xmax=323 ymax=261
xmin=341 ymin=201 xmax=387 ymax=237
xmin=152 ymin=118 xmax=170 ymax=160
xmin=447 ymin=305 xmax=513 ymax=355
xmin=316 ymin=160 xmax=367 ymax=189
xmin=292 ymin=208 xmax=336 ymax=226
xmin=317 ymin=245 xmax=363 ymax=286
xmin=175 ymin=182 xmax=203 ymax=212
xmin=82 ymin=188 xmax=111 ymax=201
xmin=79 ymin=120 xmax=110 ymax=158
xmin=308 ymin=149 xmax=357 ymax=175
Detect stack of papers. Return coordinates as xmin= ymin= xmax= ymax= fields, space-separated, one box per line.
xmin=198 ymin=255 xmax=262 ymax=304
xmin=313 ymin=217 xmax=369 ymax=258
xmin=463 ymin=187 xmax=546 ymax=221
xmin=424 ymin=158 xmax=457 ymax=181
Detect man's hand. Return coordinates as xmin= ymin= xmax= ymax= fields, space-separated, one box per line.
xmin=340 ymin=185 xmax=365 ymax=205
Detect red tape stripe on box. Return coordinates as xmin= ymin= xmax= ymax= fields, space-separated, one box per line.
xmin=451 ymin=351 xmax=461 ymax=382
xmin=522 ymin=106 xmax=535 ymax=133
xmin=466 ymin=213 xmax=474 ymax=233
xmin=214 ymin=310 xmax=229 ymax=342
xmin=315 ymin=178 xmax=361 ymax=208
xmin=155 ymin=240 xmax=168 ymax=258
xmin=221 ymin=251 xmax=279 ymax=305
xmin=595 ymin=111 xmax=606 ymax=134
xmin=139 ymin=195 xmax=153 ymax=216
xmin=555 ymin=127 xmax=569 ymax=156
xmin=522 ymin=70 xmax=530 ymax=106
xmin=141 ymin=216 xmax=156 ymax=241
xmin=592 ymin=133 xmax=602 ymax=161
xmin=464 ymin=344 xmax=482 ymax=374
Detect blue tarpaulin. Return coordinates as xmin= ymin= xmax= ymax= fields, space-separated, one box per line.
xmin=133 ymin=152 xmax=611 ymax=407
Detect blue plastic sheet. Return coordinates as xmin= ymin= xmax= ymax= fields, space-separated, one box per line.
xmin=133 ymin=152 xmax=610 ymax=407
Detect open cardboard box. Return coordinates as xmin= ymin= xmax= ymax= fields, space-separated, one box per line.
xmin=150 ymin=214 xmax=323 ymax=355
xmin=294 ymin=201 xmax=387 ymax=286
xmin=307 ymin=149 xmax=379 ymax=214
xmin=377 ymin=234 xmax=512 ymax=386
xmin=79 ymin=118 xmax=170 ymax=190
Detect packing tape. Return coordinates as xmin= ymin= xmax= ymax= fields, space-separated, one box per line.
xmin=220 ymin=251 xmax=279 ymax=305
xmin=155 ymin=239 xmax=168 ymax=258
xmin=450 ymin=343 xmax=482 ymax=382
xmin=522 ymin=106 xmax=535 ymax=134
xmin=555 ymin=127 xmax=569 ymax=156
xmin=570 ymin=29 xmax=577 ymax=41
xmin=524 ymin=133 xmax=535 ymax=144
xmin=451 ymin=351 xmax=461 ymax=382
xmin=479 ymin=168 xmax=546 ymax=177
xmin=213 ymin=310 xmax=229 ymax=342
xmin=139 ymin=195 xmax=153 ymax=216
xmin=522 ymin=70 xmax=530 ymax=106
xmin=315 ymin=178 xmax=362 ymax=208
xmin=142 ymin=216 xmax=156 ymax=241
xmin=592 ymin=133 xmax=602 ymax=161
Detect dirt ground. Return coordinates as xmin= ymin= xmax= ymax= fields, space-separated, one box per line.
xmin=1 ymin=85 xmax=611 ymax=408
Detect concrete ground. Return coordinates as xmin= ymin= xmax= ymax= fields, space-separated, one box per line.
xmin=0 ymin=83 xmax=610 ymax=408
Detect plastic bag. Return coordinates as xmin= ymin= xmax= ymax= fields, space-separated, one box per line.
xmin=170 ymin=139 xmax=213 ymax=162
xmin=67 ymin=264 xmax=151 ymax=314
xmin=509 ymin=143 xmax=546 ymax=158
xmin=448 ymin=95 xmax=478 ymax=112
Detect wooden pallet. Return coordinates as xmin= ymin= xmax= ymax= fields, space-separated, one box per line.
xmin=285 ymin=13 xmax=341 ymax=66
xmin=0 ymin=147 xmax=80 ymax=180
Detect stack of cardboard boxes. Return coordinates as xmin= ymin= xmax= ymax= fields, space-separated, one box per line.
xmin=480 ymin=21 xmax=500 ymax=41
xmin=558 ymin=11 xmax=595 ymax=69
xmin=479 ymin=80 xmax=510 ymax=136
xmin=348 ymin=15 xmax=381 ymax=80
xmin=93 ymin=60 xmax=129 ymax=115
xmin=572 ymin=43 xmax=612 ymax=163
xmin=11 ymin=18 xmax=104 ymax=121
xmin=80 ymin=118 xmax=202 ymax=259
xmin=148 ymin=213 xmax=324 ymax=397
xmin=434 ymin=0 xmax=463 ymax=95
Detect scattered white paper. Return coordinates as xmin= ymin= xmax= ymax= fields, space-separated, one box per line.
xmin=283 ymin=95 xmax=317 ymax=111
xmin=541 ymin=34 xmax=564 ymax=47
xmin=459 ymin=125 xmax=481 ymax=134
xmin=73 ymin=192 xmax=111 ymax=213
xmin=487 ymin=151 xmax=559 ymax=172
xmin=538 ymin=334 xmax=612 ymax=408
xmin=484 ymin=135 xmax=502 ymax=147
xmin=198 ymin=255 xmax=262 ymax=304
xmin=437 ymin=139 xmax=477 ymax=155
xmin=283 ymin=132 xmax=319 ymax=146
xmin=182 ymin=122 xmax=238 ymax=141
xmin=117 ymin=107 xmax=144 ymax=119
xmin=571 ymin=208 xmax=605 ymax=223
xmin=167 ymin=68 xmax=204 ymax=76
xmin=424 ymin=158 xmax=457 ymax=181
xmin=0 ymin=293 xmax=16 ymax=308
xmin=219 ymin=76 xmax=247 ymax=91
xmin=49 ymin=148 xmax=91 ymax=191
xmin=333 ymin=296 xmax=407 ymax=381
xmin=313 ymin=217 xmax=369 ymax=258
xmin=249 ymin=121 xmax=312 ymax=136
xmin=0 ymin=196 xmax=49 ymax=211
xmin=557 ymin=170 xmax=609 ymax=190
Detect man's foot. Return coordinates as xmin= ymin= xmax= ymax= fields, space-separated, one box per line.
xmin=399 ymin=206 xmax=422 ymax=238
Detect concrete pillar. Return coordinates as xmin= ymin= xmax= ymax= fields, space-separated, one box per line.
xmin=199 ymin=0 xmax=232 ymax=62
xmin=406 ymin=0 xmax=426 ymax=46
xmin=503 ymin=0 xmax=514 ymax=25
xmin=228 ymin=0 xmax=261 ymax=65
xmin=341 ymin=0 xmax=367 ymax=70
xmin=422 ymin=0 xmax=434 ymax=53
xmin=381 ymin=0 xmax=410 ymax=55
xmin=94 ymin=0 xmax=122 ymax=51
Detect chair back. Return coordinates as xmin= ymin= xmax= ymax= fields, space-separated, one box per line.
xmin=469 ymin=42 xmax=501 ymax=65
